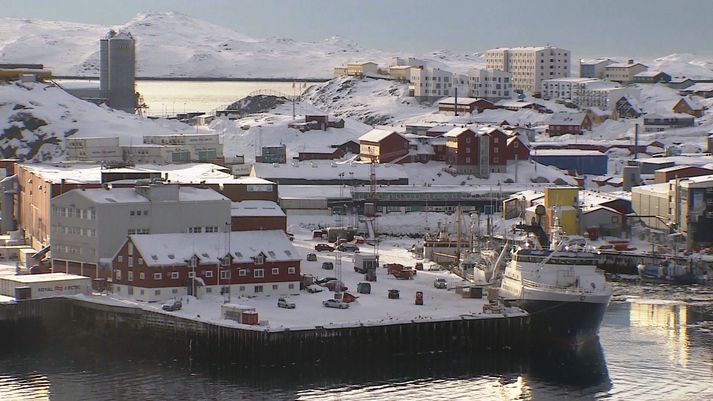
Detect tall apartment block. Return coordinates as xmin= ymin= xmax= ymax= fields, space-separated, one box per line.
xmin=485 ymin=46 xmax=570 ymax=96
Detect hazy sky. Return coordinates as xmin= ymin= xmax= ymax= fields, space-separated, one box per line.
xmin=2 ymin=0 xmax=712 ymax=57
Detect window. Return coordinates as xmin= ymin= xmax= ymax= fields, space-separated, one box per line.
xmin=143 ymin=210 xmax=149 ymax=216
xmin=188 ymin=271 xmax=195 ymax=278
xmin=255 ymin=254 xmax=265 ymax=265
xmin=288 ymin=267 xmax=296 ymax=274
xmin=115 ymin=270 xmax=122 ymax=280
xmin=128 ymin=271 xmax=133 ymax=282
xmin=154 ymin=273 xmax=162 ymax=280
xmin=171 ymin=271 xmax=179 ymax=279
xmin=138 ymin=258 xmax=144 ymax=266
xmin=155 ymin=289 xmax=161 ymax=296
xmin=140 ymin=272 xmax=145 ymax=280
xmin=128 ymin=243 xmax=133 ymax=256
xmin=254 ymin=269 xmax=264 ymax=278
xmin=204 ymin=270 xmax=213 ymax=278
xmin=288 ymin=283 xmax=295 ymax=290
xmin=128 ymin=257 xmax=133 ymax=268
xmin=130 ymin=210 xmax=135 ymax=216
xmin=239 ymin=286 xmax=245 ymax=291
xmin=254 ymin=285 xmax=263 ymax=293
xmin=272 ymin=268 xmax=279 ymax=275
xmin=118 ymin=255 xmax=123 ymax=263
xmin=272 ymin=284 xmax=278 ymax=290
xmin=239 ymin=269 xmax=247 ymax=277
xmin=220 ymin=270 xmax=231 ymax=280
xmin=188 ymin=227 xmax=202 ymax=233
xmin=172 ymin=289 xmax=178 ymax=294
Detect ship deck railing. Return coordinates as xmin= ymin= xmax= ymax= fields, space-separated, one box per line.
xmin=520 ymin=278 xmax=609 ymax=296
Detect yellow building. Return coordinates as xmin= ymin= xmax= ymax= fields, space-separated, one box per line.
xmin=544 ymin=186 xmax=580 ymax=235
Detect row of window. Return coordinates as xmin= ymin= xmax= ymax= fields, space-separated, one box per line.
xmin=188 ymin=226 xmax=220 ymax=233
xmin=52 ymin=225 xmax=97 ymax=237
xmin=115 ymin=266 xmax=297 ymax=280
xmin=129 ymin=210 xmax=149 ymax=216
xmin=52 ymin=206 xmax=96 ymax=220
xmin=115 ymin=283 xmax=296 ymax=297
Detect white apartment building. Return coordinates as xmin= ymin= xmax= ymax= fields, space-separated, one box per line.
xmin=542 ymin=78 xmax=639 ymax=110
xmin=410 ymin=67 xmax=455 ymax=100
xmin=579 ymin=59 xmax=614 ymax=79
xmin=467 ymin=68 xmax=512 ymax=100
xmin=485 ymin=46 xmax=570 ymax=95
xmin=50 ymin=182 xmax=231 ymax=277
xmin=605 ymin=61 xmax=648 ymax=83
xmin=65 ymin=137 xmax=123 ymax=162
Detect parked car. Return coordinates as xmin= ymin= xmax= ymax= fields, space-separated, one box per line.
xmin=162 ymin=299 xmax=182 ymax=311
xmin=337 ymin=243 xmax=360 ymax=252
xmin=322 ymin=262 xmax=334 ymax=270
xmin=323 ymin=279 xmax=347 ymax=292
xmin=286 ymin=232 xmax=295 ymax=241
xmin=306 ymin=253 xmax=317 ymax=261
xmin=433 ymin=278 xmax=448 ymax=289
xmin=315 ymin=277 xmax=337 ymax=285
xmin=315 ymin=243 xmax=335 ymax=252
xmin=306 ymin=284 xmax=324 ymax=293
xmin=277 ymin=297 xmax=296 ymax=309
xmin=322 ymin=298 xmax=350 ymax=309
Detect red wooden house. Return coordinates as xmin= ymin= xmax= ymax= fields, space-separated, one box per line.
xmin=111 ymin=230 xmax=300 ymax=302
xmin=359 ymin=129 xmax=409 ymax=163
xmin=546 ymin=113 xmax=592 ymax=136
xmin=480 ymin=127 xmax=509 ymax=173
xmin=443 ymin=127 xmax=490 ymax=177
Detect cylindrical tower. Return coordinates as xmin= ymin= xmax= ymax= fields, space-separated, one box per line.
xmin=106 ymin=31 xmax=136 ymax=114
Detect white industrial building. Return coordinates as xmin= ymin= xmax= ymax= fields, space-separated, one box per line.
xmin=485 ymin=46 xmax=570 ymax=95
xmin=541 ymin=78 xmax=639 ymax=110
xmin=50 ymin=182 xmax=231 ymax=278
xmin=65 ymin=137 xmax=123 ymax=162
xmin=467 ymin=68 xmax=512 ymax=100
xmin=579 ymin=59 xmax=614 ymax=79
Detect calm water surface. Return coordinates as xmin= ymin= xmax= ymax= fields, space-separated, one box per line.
xmin=56 ymin=80 xmax=317 ymax=116
xmin=2 ymin=283 xmax=713 ymax=400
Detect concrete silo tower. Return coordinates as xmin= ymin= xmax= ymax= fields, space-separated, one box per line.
xmin=99 ymin=30 xmax=137 ymax=114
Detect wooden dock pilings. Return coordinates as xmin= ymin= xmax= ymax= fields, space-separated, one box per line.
xmin=1 ymin=298 xmax=530 ymax=366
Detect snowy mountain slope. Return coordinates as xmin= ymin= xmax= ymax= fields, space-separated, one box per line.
xmin=0 ymin=81 xmax=188 ymax=161
xmin=302 ymin=76 xmax=433 ymax=125
xmin=0 ymin=12 xmax=389 ymax=79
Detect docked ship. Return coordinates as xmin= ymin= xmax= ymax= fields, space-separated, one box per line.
xmin=499 ymin=220 xmax=612 ymax=339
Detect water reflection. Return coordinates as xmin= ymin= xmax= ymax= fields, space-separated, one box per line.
xmin=629 ymin=301 xmax=689 ymax=367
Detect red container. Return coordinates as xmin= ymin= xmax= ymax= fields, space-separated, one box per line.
xmin=241 ymin=311 xmax=259 ymax=325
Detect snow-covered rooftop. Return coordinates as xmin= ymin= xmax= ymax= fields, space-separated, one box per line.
xmin=231 ymin=200 xmax=285 ymax=217
xmin=531 ymin=149 xmax=605 ymax=157
xmin=607 ymin=62 xmax=648 ymax=69
xmin=359 ymin=128 xmax=397 ymax=143
xmin=74 ymin=186 xmax=229 ymax=204
xmin=129 ymin=230 xmax=298 ymax=267
xmin=548 ymin=112 xmax=587 ymax=125
xmin=438 ymin=97 xmax=480 ymax=106
xmin=251 ymin=161 xmax=408 ymax=181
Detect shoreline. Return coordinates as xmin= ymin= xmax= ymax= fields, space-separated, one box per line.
xmin=53 ymin=76 xmax=330 ymax=83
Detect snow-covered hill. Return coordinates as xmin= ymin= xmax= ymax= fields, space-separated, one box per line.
xmin=0 ymin=81 xmax=187 ymax=161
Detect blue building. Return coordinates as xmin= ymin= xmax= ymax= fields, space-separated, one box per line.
xmin=531 ymin=149 xmax=608 ymax=176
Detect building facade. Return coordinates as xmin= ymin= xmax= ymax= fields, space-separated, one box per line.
xmin=604 ymin=61 xmax=648 ymax=83
xmin=359 ymin=129 xmax=409 ymax=163
xmin=65 ymin=137 xmax=123 ymax=162
xmin=485 ymin=46 xmax=570 ymax=95
xmin=444 ymin=127 xmax=490 ymax=177
xmin=50 ymin=183 xmax=231 ymax=278
xmin=111 ymin=230 xmax=300 ymax=302
xmin=579 ymin=59 xmax=614 ymax=79
xmin=409 ymin=67 xmax=455 ymax=100
xmin=467 ymin=68 xmax=512 ymax=100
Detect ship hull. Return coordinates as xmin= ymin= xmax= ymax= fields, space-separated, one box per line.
xmin=517 ymin=298 xmax=609 ymax=340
